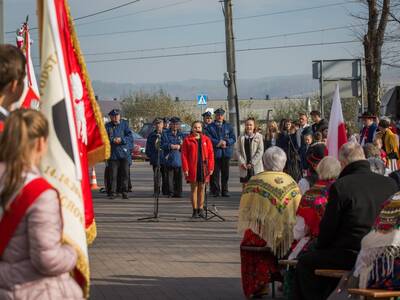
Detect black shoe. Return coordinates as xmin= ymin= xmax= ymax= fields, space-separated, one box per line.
xmin=198 ymin=208 xmax=205 ymax=219
xmin=221 ymin=192 xmax=230 ymax=197
xmin=122 ymin=192 xmax=128 ymax=199
xmin=192 ymin=209 xmax=199 ymax=218
xmin=108 ymin=193 xmax=115 ymax=199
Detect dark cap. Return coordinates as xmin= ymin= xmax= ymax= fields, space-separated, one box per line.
xmin=170 ymin=116 xmax=181 ymax=124
xmin=163 ymin=117 xmax=170 ymax=123
xmin=306 ymin=143 xmax=327 ymax=170
xmin=359 ymin=112 xmax=376 ymax=119
xmin=215 ymin=108 xmax=225 ymax=115
xmin=202 ymin=111 xmax=212 ymax=118
xmin=153 ymin=117 xmax=163 ymax=125
xmin=108 ymin=109 xmax=120 ymax=116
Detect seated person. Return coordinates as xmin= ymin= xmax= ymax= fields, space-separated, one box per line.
xmin=294 ymin=142 xmax=398 ymax=300
xmin=353 ymin=191 xmax=400 ymax=290
xmin=238 ymin=146 xmax=301 ymax=298
xmin=290 ymin=156 xmax=341 ymax=260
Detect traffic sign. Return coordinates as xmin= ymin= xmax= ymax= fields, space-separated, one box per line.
xmin=197 ymin=94 xmax=207 ymax=105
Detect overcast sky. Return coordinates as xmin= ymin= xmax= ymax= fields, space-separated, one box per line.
xmin=5 ymin=0 xmax=370 ymax=84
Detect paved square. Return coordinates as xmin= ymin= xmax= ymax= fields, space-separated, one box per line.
xmin=90 ymin=162 xmax=258 ymax=300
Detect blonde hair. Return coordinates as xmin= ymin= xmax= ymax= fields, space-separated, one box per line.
xmin=316 ymin=156 xmax=341 ymax=180
xmin=265 ymin=120 xmax=279 ymax=140
xmin=0 ymin=109 xmax=49 ymax=209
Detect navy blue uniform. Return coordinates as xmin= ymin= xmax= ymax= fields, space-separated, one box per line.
xmin=205 ymin=121 xmax=236 ymax=196
xmin=161 ymin=129 xmax=184 ymax=197
xmin=146 ymin=130 xmax=169 ymax=195
xmin=105 ymin=120 xmax=133 ymax=195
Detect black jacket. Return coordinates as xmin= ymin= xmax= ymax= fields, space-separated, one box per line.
xmin=317 ymin=160 xmax=397 ymax=252
xmin=311 ymin=118 xmax=328 ymax=133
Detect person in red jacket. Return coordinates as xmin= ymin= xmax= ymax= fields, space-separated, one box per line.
xmin=182 ymin=121 xmax=215 ymax=218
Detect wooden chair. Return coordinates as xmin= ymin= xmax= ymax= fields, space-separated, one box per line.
xmin=348 ymin=288 xmax=400 ymax=299
xmin=315 ymin=269 xmax=349 ymax=278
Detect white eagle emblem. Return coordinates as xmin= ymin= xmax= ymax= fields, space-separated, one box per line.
xmin=70 ymin=72 xmax=87 ymax=145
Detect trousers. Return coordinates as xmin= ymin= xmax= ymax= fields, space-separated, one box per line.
xmin=294 ymin=248 xmax=358 ymax=300
xmin=108 ymin=159 xmax=129 ymax=194
xmin=210 ymin=157 xmax=230 ymax=195
xmin=167 ymin=167 xmax=182 ymax=197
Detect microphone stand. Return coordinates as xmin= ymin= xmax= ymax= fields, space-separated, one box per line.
xmin=203 ymin=158 xmax=225 ymax=222
xmin=138 ymin=133 xmax=175 ymax=222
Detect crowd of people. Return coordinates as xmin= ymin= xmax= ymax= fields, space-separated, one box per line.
xmin=3 ymin=43 xmax=400 ymax=299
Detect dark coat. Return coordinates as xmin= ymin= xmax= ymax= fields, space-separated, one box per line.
xmin=317 ymin=160 xmax=398 ymax=252
xmin=161 ymin=129 xmax=184 ymax=168
xmin=311 ymin=119 xmax=328 ymax=133
xmin=105 ymin=120 xmax=133 ymax=161
xmin=360 ymin=123 xmax=378 ymax=144
xmin=295 ymin=126 xmax=313 ymax=149
xmin=145 ymin=130 xmax=166 ymax=166
xmin=205 ymin=121 xmax=236 ymax=159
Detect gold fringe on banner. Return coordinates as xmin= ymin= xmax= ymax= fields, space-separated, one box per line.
xmin=85 ymin=220 xmax=97 ymax=246
xmin=64 ymin=0 xmax=110 ymax=166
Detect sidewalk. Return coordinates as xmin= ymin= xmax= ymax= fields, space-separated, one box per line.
xmin=90 ymin=162 xmax=250 ymax=300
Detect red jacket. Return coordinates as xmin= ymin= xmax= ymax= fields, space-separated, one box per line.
xmin=182 ymin=133 xmax=214 ymax=183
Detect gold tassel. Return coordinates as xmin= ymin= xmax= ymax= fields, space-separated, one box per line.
xmin=86 ymin=220 xmax=97 ymax=246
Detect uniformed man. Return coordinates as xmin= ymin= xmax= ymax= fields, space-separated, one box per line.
xmin=0 ymin=45 xmax=26 ymax=132
xmin=202 ymin=111 xmax=213 ymax=129
xmin=206 ymin=108 xmax=236 ymax=197
xmin=161 ymin=117 xmax=184 ymax=198
xmin=105 ymin=109 xmax=133 ymax=199
xmin=163 ymin=117 xmax=170 ymax=130
xmin=145 ymin=118 xmax=169 ymax=196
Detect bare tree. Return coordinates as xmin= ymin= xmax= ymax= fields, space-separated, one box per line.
xmin=362 ymin=0 xmax=391 ymax=115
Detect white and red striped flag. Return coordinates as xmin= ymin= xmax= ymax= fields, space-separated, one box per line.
xmin=327 ymin=84 xmax=348 ymax=158
xmin=16 ymin=19 xmax=40 ymax=110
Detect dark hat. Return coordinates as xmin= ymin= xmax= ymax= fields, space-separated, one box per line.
xmin=202 ymin=111 xmax=212 ymax=118
xmin=163 ymin=117 xmax=170 ymax=123
xmin=153 ymin=117 xmax=163 ymax=125
xmin=215 ymin=108 xmax=225 ymax=115
xmin=306 ymin=143 xmax=327 ymax=170
xmin=108 ymin=109 xmax=120 ymax=116
xmin=170 ymin=116 xmax=181 ymax=124
xmin=359 ymin=112 xmax=376 ymax=119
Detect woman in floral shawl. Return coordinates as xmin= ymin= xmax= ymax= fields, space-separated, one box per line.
xmin=353 ymin=191 xmax=400 ymax=290
xmin=238 ymin=146 xmax=301 ymax=298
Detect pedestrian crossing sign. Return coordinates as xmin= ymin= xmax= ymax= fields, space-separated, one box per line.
xmin=197 ymin=94 xmax=207 ymax=105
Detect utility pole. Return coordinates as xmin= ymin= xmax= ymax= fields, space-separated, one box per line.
xmin=223 ymin=0 xmax=240 ymax=137
xmin=0 ymin=0 xmax=4 ymax=44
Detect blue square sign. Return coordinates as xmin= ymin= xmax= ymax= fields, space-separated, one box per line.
xmin=197 ymin=94 xmax=207 ymax=105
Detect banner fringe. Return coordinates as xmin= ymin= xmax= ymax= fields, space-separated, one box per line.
xmin=86 ymin=220 xmax=97 ymax=246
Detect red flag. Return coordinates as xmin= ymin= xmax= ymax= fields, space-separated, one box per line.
xmin=327 ymin=84 xmax=348 ymax=158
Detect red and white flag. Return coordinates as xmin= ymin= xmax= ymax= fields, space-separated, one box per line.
xmin=38 ymin=0 xmax=110 ymax=296
xmin=16 ymin=20 xmax=40 ymax=110
xmin=327 ymin=84 xmax=348 ymax=158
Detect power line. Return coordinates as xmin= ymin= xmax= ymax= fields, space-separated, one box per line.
xmin=74 ymin=0 xmax=194 ymax=28
xmin=77 ymin=1 xmax=359 ymax=38
xmin=78 ymin=24 xmax=363 ymax=56
xmin=5 ymin=0 xmax=141 ymax=34
xmin=83 ymin=40 xmax=360 ymax=64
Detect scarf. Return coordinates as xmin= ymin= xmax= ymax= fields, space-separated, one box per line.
xmin=238 ymin=171 xmax=302 ymax=257
xmin=354 ymin=192 xmax=400 ymax=288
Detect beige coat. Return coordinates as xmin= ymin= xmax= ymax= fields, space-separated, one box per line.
xmin=236 ymin=132 xmax=264 ymax=178
xmin=0 ymin=164 xmax=83 ymax=300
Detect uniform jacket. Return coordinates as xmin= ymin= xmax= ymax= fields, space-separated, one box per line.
xmin=360 ymin=123 xmax=378 ymax=145
xmin=181 ymin=133 xmax=215 ymax=183
xmin=0 ymin=164 xmax=83 ymax=300
xmin=205 ymin=121 xmax=236 ymax=159
xmin=105 ymin=120 xmax=133 ymax=161
xmin=317 ymin=160 xmax=398 ymax=252
xmin=236 ymin=133 xmax=264 ymax=178
xmin=145 ymin=130 xmax=166 ymax=166
xmin=161 ymin=129 xmax=184 ymax=168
